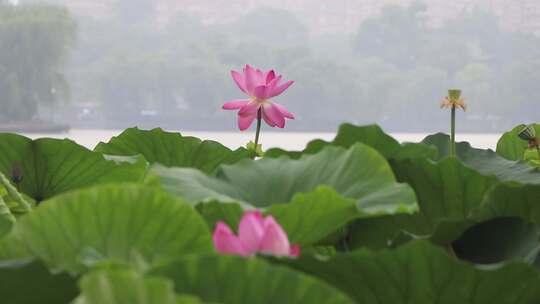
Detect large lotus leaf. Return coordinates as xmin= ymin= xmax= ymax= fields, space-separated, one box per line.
xmin=445 ymin=182 xmax=540 ymax=258
xmin=75 ymin=268 xmax=199 ymax=304
xmin=496 ymin=124 xmax=540 ymax=161
xmin=197 ymin=186 xmax=398 ymax=247
xmin=350 ymin=157 xmax=540 ymax=264
xmin=0 ymin=184 xmax=213 ymax=273
xmin=195 ymin=200 xmax=245 ymax=233
xmin=0 ymin=133 xmax=147 ymax=202
xmin=349 ymin=157 xmax=497 ymax=249
xmin=267 ymin=187 xmax=365 ymax=246
xmin=392 ymin=157 xmax=499 ymax=225
xmin=150 ymin=255 xmax=355 ymax=304
xmin=0 ymin=260 xmax=78 ymax=304
xmin=451 ymin=217 xmax=540 ymax=264
xmin=94 ymin=127 xmax=248 ymax=174
xmin=422 ymin=133 xmax=540 ymax=184
xmin=279 ymin=240 xmax=540 ymax=304
xmin=266 ymin=123 xmax=436 ymax=160
xmin=150 ymin=143 xmax=417 ymax=211
xmin=477 ymin=182 xmax=540 ymax=225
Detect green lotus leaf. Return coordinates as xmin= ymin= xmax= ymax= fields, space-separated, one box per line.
xmin=349 ymin=157 xmax=497 ymax=249
xmin=195 ymin=200 xmax=245 ymax=232
xmin=266 ymin=123 xmax=436 ymax=160
xmin=197 ymin=186 xmax=404 ymax=247
xmin=74 ymin=268 xmax=198 ymax=304
xmin=95 ymin=127 xmax=248 ymax=174
xmin=477 ymin=182 xmax=540 ymax=226
xmin=279 ymin=240 xmax=540 ymax=304
xmin=0 ymin=184 xmax=213 ymax=273
xmin=392 ymin=157 xmax=499 ymax=225
xmin=423 ymin=133 xmax=540 ymax=184
xmin=150 ymin=255 xmax=354 ymax=304
xmin=0 ymin=260 xmax=78 ymax=304
xmin=351 ymin=157 xmax=540 ymax=264
xmin=451 ymin=217 xmax=540 ymax=264
xmin=0 ymin=133 xmax=147 ymax=202
xmin=150 ymin=143 xmax=417 ymax=211
xmin=497 ymin=124 xmax=540 ymax=161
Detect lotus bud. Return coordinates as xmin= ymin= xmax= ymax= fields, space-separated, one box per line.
xmin=441 ymin=89 xmax=466 ymax=111
xmin=11 ymin=162 xmax=23 ymax=185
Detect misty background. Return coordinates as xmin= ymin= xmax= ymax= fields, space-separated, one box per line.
xmin=1 ymin=0 xmax=540 ymax=133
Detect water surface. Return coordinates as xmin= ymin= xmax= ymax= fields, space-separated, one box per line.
xmin=21 ymin=129 xmax=500 ymax=151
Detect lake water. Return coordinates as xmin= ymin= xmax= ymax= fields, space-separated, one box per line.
xmin=20 ymin=129 xmax=501 ymax=151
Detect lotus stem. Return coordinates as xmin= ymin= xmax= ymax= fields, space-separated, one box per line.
xmin=253 ymin=108 xmax=262 ymax=157
xmin=536 ymin=146 xmax=540 ymax=168
xmin=340 ymin=225 xmax=350 ymax=252
xmin=0 ymin=172 xmax=31 ymax=213
xmin=451 ymin=105 xmax=456 ymax=157
xmin=447 ymin=243 xmax=457 ymax=258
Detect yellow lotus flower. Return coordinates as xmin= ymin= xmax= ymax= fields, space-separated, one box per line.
xmin=440 ymin=90 xmax=466 ymax=111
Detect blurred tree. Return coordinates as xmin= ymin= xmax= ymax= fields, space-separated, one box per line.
xmin=500 ymin=59 xmax=540 ymax=122
xmin=284 ymin=58 xmax=364 ymax=128
xmin=454 ymin=63 xmax=496 ymax=114
xmin=352 ymin=2 xmax=428 ymax=68
xmin=114 ymin=0 xmax=156 ymax=27
xmin=232 ymin=7 xmax=309 ymax=45
xmin=392 ymin=66 xmax=448 ymax=130
xmin=0 ymin=3 xmax=76 ymax=121
xmin=27 ymin=0 xmax=540 ymax=131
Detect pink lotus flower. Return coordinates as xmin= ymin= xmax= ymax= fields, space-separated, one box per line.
xmin=223 ymin=65 xmax=295 ymax=131
xmin=212 ymin=211 xmax=300 ymax=257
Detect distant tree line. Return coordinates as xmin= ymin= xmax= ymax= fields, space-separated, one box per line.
xmin=0 ymin=2 xmax=76 ymax=121
xmin=5 ymin=1 xmax=540 ymax=131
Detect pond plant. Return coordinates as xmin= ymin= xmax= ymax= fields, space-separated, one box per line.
xmin=440 ymin=89 xmax=466 ymax=157
xmin=1 ymin=67 xmax=540 ymax=303
xmin=223 ymin=64 xmax=294 ymax=158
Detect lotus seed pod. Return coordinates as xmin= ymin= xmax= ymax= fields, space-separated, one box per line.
xmin=518 ymin=125 xmax=536 ymax=141
xmin=448 ymin=89 xmax=462 ymax=100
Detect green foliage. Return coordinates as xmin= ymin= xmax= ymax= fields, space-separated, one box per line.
xmin=280 ymin=240 xmax=540 ymax=304
xmin=0 ymin=133 xmax=147 ymax=202
xmin=0 ymin=260 xmax=78 ymax=304
xmin=150 ymin=255 xmax=355 ymax=304
xmin=1 ymin=125 xmax=540 ymax=302
xmin=149 ymin=143 xmax=417 ymax=210
xmin=95 ymin=127 xmax=248 ymax=174
xmin=423 ymin=133 xmax=540 ymax=184
xmin=266 ymin=123 xmax=437 ymax=160
xmin=348 ymin=156 xmax=500 ymax=251
xmin=497 ymin=124 xmax=540 ymax=162
xmin=196 ymin=186 xmax=409 ymax=247
xmin=0 ymin=184 xmax=213 ymax=273
xmin=75 ymin=268 xmax=190 ymax=304
xmin=393 ymin=157 xmax=498 ymax=223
